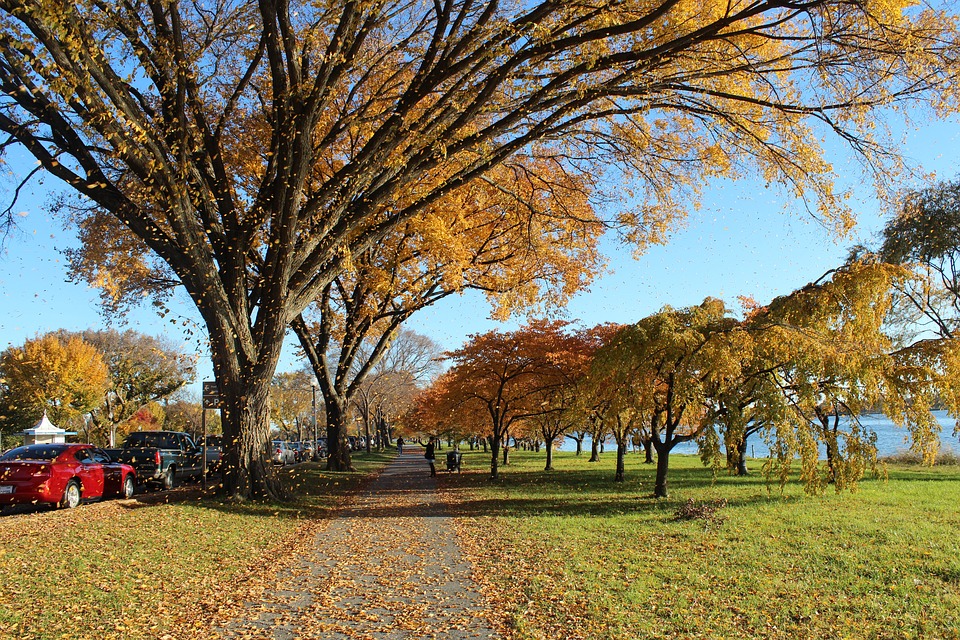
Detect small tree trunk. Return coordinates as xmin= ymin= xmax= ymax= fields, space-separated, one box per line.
xmin=489 ymin=435 xmax=500 ymax=479
xmin=364 ymin=415 xmax=372 ymax=454
xmin=643 ymin=439 xmax=654 ymax=464
xmin=654 ymin=445 xmax=671 ymax=498
xmin=545 ymin=437 xmax=555 ymax=471
xmin=736 ymin=435 xmax=749 ymax=476
xmin=575 ymin=437 xmax=583 ymax=456
xmin=615 ymin=441 xmax=626 ymax=482
xmin=821 ymin=414 xmax=839 ymax=483
xmin=502 ymin=444 xmax=510 ymax=466
xmin=589 ymin=437 xmax=600 ymax=462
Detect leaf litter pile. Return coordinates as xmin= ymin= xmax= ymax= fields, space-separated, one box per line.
xmin=0 ymin=494 xmax=287 ymax=638
xmin=0 ymin=455 xmax=503 ymax=640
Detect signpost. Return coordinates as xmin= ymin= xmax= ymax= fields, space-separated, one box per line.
xmin=201 ymin=381 xmax=221 ymax=490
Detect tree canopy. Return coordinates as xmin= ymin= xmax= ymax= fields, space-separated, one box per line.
xmin=3 ymin=0 xmax=960 ymax=498
xmin=429 ymin=319 xmax=584 ymax=478
xmin=0 ymin=333 xmax=108 ymax=434
xmin=65 ymin=329 xmax=195 ymax=446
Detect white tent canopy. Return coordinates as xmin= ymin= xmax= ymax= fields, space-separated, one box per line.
xmin=18 ymin=413 xmax=77 ymax=445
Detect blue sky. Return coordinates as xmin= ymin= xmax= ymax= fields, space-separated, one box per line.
xmin=2 ymin=116 xmax=959 ymax=395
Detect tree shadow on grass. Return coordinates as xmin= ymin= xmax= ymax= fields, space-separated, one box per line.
xmin=140 ymin=451 xmax=960 ymax=524
xmin=107 ymin=463 xmax=377 ymax=521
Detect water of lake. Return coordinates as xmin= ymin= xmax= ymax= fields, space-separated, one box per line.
xmin=559 ymin=410 xmax=960 ymax=458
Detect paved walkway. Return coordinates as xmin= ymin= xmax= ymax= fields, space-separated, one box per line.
xmin=219 ymin=452 xmax=500 ymax=639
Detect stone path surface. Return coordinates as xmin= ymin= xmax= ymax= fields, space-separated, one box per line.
xmin=218 ymin=452 xmax=500 ymax=639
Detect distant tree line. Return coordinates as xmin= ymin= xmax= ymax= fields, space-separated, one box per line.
xmin=0 ymin=329 xmax=198 ymax=448
xmin=401 ymin=178 xmax=960 ymax=497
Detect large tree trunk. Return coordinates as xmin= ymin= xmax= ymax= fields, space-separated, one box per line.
xmin=215 ymin=371 xmax=284 ymax=500
xmin=209 ymin=317 xmax=286 ymax=502
xmin=615 ymin=441 xmax=626 ymax=482
xmin=589 ymin=437 xmax=600 ymax=462
xmin=324 ymin=398 xmax=354 ymax=472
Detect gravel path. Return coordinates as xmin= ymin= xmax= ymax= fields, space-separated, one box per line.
xmin=218 ymin=452 xmax=500 ymax=639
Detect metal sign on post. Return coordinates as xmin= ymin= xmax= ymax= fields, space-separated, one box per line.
xmin=202 ymin=381 xmax=221 ymax=408
xmin=201 ymin=381 xmax=221 ymax=491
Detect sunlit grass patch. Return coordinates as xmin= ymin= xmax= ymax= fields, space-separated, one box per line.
xmin=0 ymin=451 xmax=393 ymax=639
xmin=448 ymin=449 xmax=960 ymax=640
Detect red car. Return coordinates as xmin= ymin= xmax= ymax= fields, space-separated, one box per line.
xmin=0 ymin=443 xmax=136 ymax=511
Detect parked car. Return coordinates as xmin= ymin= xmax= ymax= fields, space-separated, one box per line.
xmin=272 ymin=441 xmax=297 ymax=465
xmin=297 ymin=441 xmax=315 ymax=461
xmin=106 ymin=431 xmax=211 ymax=490
xmin=0 ymin=443 xmax=136 ymax=511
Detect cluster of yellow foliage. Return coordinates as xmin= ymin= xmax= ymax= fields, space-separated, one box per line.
xmin=0 ymin=334 xmax=108 ymax=432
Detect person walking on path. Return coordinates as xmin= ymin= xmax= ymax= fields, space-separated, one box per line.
xmin=424 ymin=438 xmax=437 ymax=476
xmin=396 ymin=436 xmax=404 ymax=455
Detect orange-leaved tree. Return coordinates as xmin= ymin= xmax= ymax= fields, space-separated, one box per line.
xmin=293 ymin=157 xmax=602 ymax=470
xmin=528 ymin=323 xmax=621 ymax=472
xmin=437 ymin=320 xmax=581 ymax=479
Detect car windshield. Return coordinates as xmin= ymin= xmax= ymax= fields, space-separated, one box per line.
xmin=0 ymin=444 xmax=69 ymax=461
xmin=124 ymin=432 xmax=171 ymax=449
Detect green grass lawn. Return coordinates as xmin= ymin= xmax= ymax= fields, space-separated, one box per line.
xmin=0 ymin=451 xmax=393 ymax=640
xmin=445 ymin=448 xmax=960 ymax=640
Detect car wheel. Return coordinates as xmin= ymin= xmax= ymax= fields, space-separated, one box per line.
xmin=163 ymin=467 xmax=177 ymax=490
xmin=60 ymin=480 xmax=81 ymax=509
xmin=122 ymin=475 xmax=135 ymax=499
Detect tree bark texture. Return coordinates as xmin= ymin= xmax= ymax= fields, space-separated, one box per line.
xmin=615 ymin=442 xmax=626 ymax=483
xmin=643 ymin=439 xmax=654 ymax=464
xmin=589 ymin=438 xmax=600 ymax=462
xmin=653 ymin=443 xmax=671 ymax=498
xmin=325 ymin=400 xmax=354 ymax=472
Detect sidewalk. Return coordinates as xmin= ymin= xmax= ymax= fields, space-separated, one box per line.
xmin=218 ymin=452 xmax=500 ymax=639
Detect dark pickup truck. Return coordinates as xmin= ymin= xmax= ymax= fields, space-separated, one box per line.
xmin=107 ymin=431 xmax=218 ymax=489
